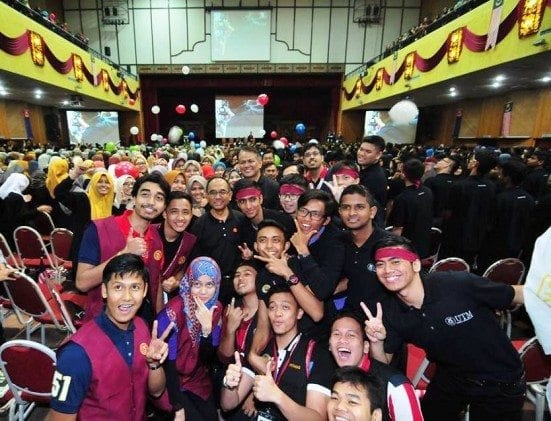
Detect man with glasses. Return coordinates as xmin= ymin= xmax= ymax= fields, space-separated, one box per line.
xmin=190 ymin=176 xmax=246 ymax=304
xmin=302 ymin=143 xmax=327 ymax=189
xmin=278 ymin=174 xmax=308 ymax=216
xmin=424 ymin=153 xmax=458 ymax=227
xmin=237 ymin=146 xmax=280 ymax=209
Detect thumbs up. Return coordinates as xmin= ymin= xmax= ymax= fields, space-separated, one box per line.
xmin=224 ymin=351 xmax=243 ymax=389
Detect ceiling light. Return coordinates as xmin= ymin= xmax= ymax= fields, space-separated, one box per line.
xmin=495 ymin=75 xmax=505 ymax=82
xmin=449 ymin=91 xmax=457 ymax=97
xmin=62 ymin=100 xmax=69 ymax=105
xmin=492 ymin=82 xmax=501 ymax=88
xmin=34 ymin=93 xmax=42 ymax=99
xmin=0 ymin=90 xmax=7 ymax=96
xmin=449 ymin=87 xmax=456 ymax=92
xmin=541 ymin=76 xmax=551 ymax=83
xmin=34 ymin=89 xmax=43 ymax=95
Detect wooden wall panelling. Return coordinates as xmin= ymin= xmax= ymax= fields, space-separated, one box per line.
xmin=458 ymin=99 xmax=481 ymax=138
xmin=533 ymin=88 xmax=551 ymax=138
xmin=0 ymin=100 xmax=9 ymax=139
xmin=477 ymin=96 xmax=503 ymax=137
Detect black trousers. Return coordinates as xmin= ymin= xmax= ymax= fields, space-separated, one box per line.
xmin=421 ymin=370 xmax=526 ymax=421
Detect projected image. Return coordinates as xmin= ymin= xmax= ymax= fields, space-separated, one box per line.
xmin=215 ymin=96 xmax=264 ymax=138
xmin=67 ymin=111 xmax=120 ymax=145
xmin=364 ymin=110 xmax=417 ymax=144
xmin=211 ymin=10 xmax=271 ymax=61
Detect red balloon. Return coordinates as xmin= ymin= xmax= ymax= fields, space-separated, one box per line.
xmin=257 ymin=93 xmax=269 ymax=106
xmin=115 ymin=162 xmax=138 ymax=179
xmin=270 ymin=131 xmax=278 ymax=139
xmin=280 ymin=137 xmax=289 ymax=146
xmin=175 ymin=104 xmax=186 ymax=114
xmin=128 ymin=98 xmax=136 ymax=106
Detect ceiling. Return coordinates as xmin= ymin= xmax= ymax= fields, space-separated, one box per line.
xmin=1 ymin=51 xmax=550 ymax=112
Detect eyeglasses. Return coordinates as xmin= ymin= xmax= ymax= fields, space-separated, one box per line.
xmin=297 ymin=207 xmax=324 ymax=221
xmin=279 ymin=193 xmax=300 ymax=201
xmin=207 ymin=189 xmax=229 ymax=197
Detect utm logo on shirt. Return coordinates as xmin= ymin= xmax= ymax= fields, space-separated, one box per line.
xmin=444 ymin=311 xmax=473 ymax=326
xmin=154 ymin=250 xmax=163 ymax=261
xmin=289 ymin=363 xmax=301 ymax=370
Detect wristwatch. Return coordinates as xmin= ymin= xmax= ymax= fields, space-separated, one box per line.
xmin=286 ymin=274 xmax=300 ymax=286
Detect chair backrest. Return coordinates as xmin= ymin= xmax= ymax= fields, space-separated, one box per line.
xmin=0 ymin=339 xmax=56 ymax=405
xmin=0 ymin=233 xmax=23 ymax=270
xmin=33 ymin=211 xmax=56 ymax=237
xmin=428 ymin=227 xmax=442 ymax=259
xmin=2 ymin=272 xmax=64 ymax=330
xmin=13 ymin=226 xmax=55 ymax=269
xmin=482 ymin=258 xmax=525 ymax=286
xmin=518 ymin=337 xmax=551 ymax=385
xmin=51 ymin=228 xmax=74 ymax=262
xmin=429 ymin=257 xmax=470 ymax=273
xmin=49 ymin=289 xmax=76 ymax=334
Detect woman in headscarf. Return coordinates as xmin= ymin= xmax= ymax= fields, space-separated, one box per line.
xmin=186 ymin=175 xmax=208 ymax=217
xmin=87 ymin=171 xmax=115 ymax=220
xmin=182 ymin=160 xmax=202 ymax=184
xmin=0 ymin=173 xmax=52 ymax=248
xmin=156 ymin=256 xmax=222 ymax=421
xmin=112 ymin=174 xmax=135 ymax=216
xmin=165 ymin=170 xmax=187 ymax=192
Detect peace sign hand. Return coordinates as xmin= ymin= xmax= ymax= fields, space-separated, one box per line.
xmin=146 ymin=320 xmax=174 ymax=365
xmin=323 ymin=175 xmax=345 ymax=202
xmin=360 ymin=302 xmax=386 ymax=343
xmin=194 ymin=296 xmax=216 ymax=336
xmin=290 ymin=219 xmax=315 ymax=255
xmin=254 ymin=254 xmax=292 ymax=280
xmin=238 ymin=243 xmax=254 ymax=261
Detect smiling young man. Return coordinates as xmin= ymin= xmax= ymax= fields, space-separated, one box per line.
xmin=48 ymin=254 xmax=173 ymax=420
xmin=237 ymin=146 xmax=280 ymax=209
xmin=302 ymin=143 xmax=327 ymax=189
xmin=328 ymin=367 xmax=384 ymax=421
xmin=221 ymin=285 xmax=333 ymax=421
xmin=366 ymin=235 xmax=526 ymax=421
xmin=328 ymin=312 xmax=422 ymax=421
xmin=76 ymin=172 xmax=170 ymax=321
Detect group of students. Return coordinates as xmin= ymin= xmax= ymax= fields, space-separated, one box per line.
xmin=0 ymin=135 xmax=544 ymax=420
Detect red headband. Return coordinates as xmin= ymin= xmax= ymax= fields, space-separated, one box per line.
xmin=334 ymin=168 xmax=359 ymax=179
xmin=280 ymin=184 xmax=305 ymax=196
xmin=235 ymin=187 xmax=262 ymax=200
xmin=374 ymin=247 xmax=419 ymax=262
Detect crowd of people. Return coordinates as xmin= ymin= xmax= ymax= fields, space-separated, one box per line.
xmin=0 ymin=134 xmax=549 ymax=420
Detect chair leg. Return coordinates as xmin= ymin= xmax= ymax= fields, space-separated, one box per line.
xmin=41 ymin=325 xmax=46 ymax=345
xmin=506 ymin=311 xmax=512 ymax=339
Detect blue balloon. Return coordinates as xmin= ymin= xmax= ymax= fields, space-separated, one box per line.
xmin=295 ymin=123 xmax=306 ymax=135
xmin=188 ymin=131 xmax=195 ymax=140
xmin=290 ymin=145 xmax=297 ymax=153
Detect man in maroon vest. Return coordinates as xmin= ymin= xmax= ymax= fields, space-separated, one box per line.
xmin=48 ymin=253 xmax=173 ymax=420
xmin=76 ymin=172 xmax=170 ymax=322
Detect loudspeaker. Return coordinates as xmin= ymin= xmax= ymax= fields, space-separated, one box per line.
xmin=44 ymin=113 xmax=61 ymax=143
xmin=105 ymin=46 xmax=111 ymax=56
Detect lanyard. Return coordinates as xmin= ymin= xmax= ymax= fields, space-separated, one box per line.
xmin=236 ymin=316 xmax=253 ymax=352
xmin=272 ymin=333 xmax=301 ymax=384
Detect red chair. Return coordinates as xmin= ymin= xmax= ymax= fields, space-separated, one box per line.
xmin=421 ymin=227 xmax=442 ymax=269
xmin=13 ymin=226 xmax=56 ymax=274
xmin=482 ymin=258 xmax=525 ymax=337
xmin=32 ymin=211 xmax=55 ymax=245
xmin=429 ymin=257 xmax=470 ymax=273
xmin=518 ymin=337 xmax=551 ymax=421
xmin=0 ymin=233 xmax=23 ymax=271
xmin=50 ymin=228 xmax=74 ymax=271
xmin=2 ymin=272 xmax=76 ymax=344
xmin=0 ymin=339 xmax=56 ymax=420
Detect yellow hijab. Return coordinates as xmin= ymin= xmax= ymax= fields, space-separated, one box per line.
xmin=45 ymin=157 xmax=69 ymax=198
xmin=87 ymin=171 xmax=115 ymax=220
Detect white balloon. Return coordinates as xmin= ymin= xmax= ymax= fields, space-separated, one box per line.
xmin=190 ymin=104 xmax=199 ymax=113
xmin=308 ymin=138 xmax=319 ymax=144
xmin=273 ymin=140 xmax=285 ymax=150
xmin=259 ymin=129 xmax=266 ymax=136
xmin=150 ymin=133 xmax=157 ymax=141
xmin=200 ymin=140 xmax=207 ymax=148
xmin=130 ymin=126 xmax=139 ymax=135
xmin=182 ymin=65 xmax=190 ymax=75
xmin=389 ymin=99 xmax=419 ymax=125
xmin=168 ymin=126 xmax=183 ymax=144
xmin=151 ymin=105 xmax=160 ymax=114
xmin=156 ymin=134 xmax=164 ymax=142
xmin=195 ymin=147 xmax=204 ymax=157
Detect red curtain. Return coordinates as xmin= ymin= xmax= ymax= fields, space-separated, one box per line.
xmin=0 ymin=31 xmax=29 ymax=55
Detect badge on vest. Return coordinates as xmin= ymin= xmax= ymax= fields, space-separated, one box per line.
xmin=154 ymin=250 xmax=163 ymax=261
xmin=139 ymin=343 xmax=149 ymax=356
xmin=262 ymin=284 xmax=271 ymax=294
xmin=178 ymin=256 xmax=186 ymax=265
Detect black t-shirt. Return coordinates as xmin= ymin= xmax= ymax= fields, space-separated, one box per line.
xmin=239 ymin=208 xmax=295 ymax=250
xmin=359 ymin=164 xmax=388 ymax=208
xmin=342 ymin=226 xmax=391 ymax=313
xmin=382 ymin=271 xmax=522 ymax=381
xmin=424 ymin=173 xmax=455 ymax=218
xmin=257 ymin=175 xmax=281 ymax=210
xmin=159 ymin=225 xmax=183 ymax=271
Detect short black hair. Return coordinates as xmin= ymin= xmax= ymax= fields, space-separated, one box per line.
xmin=403 ymin=158 xmax=425 ymax=181
xmin=339 ymin=184 xmax=376 ymax=207
xmin=282 ymin=162 xmax=305 ymax=176
xmin=500 ymin=159 xmax=527 ymax=186
xmin=372 ymin=234 xmax=417 ymax=259
xmin=102 ymin=253 xmax=149 ymax=285
xmin=132 ymin=172 xmax=170 ymax=200
xmin=331 ymin=367 xmax=384 ymax=414
xmin=360 ymin=135 xmax=385 ymax=152
xmin=297 ymin=189 xmax=336 ymax=217
xmin=233 ymin=178 xmax=262 ymax=195
xmin=473 ymin=150 xmax=498 ymax=176
xmin=166 ymin=190 xmax=193 ymax=206
xmin=257 ymin=218 xmax=288 ymax=240
xmin=331 ymin=310 xmax=367 ymax=340
xmin=238 ymin=146 xmax=261 ymax=159
xmin=302 ymin=143 xmax=324 ymax=156
xmin=279 ymin=173 xmax=308 ymax=191
xmin=206 ymin=176 xmax=230 ymax=191
xmin=266 ymin=284 xmax=295 ymax=303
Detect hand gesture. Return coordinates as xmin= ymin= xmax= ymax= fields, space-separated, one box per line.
xmin=254 ymin=254 xmax=292 ymax=280
xmin=360 ymin=302 xmax=386 ymax=343
xmin=323 ymin=175 xmax=345 ymax=203
xmin=0 ymin=265 xmax=16 ymax=281
xmin=225 ymin=297 xmax=245 ymax=333
xmin=248 ymin=352 xmax=270 ymax=375
xmin=125 ymin=227 xmax=147 ymax=256
xmin=224 ymin=351 xmax=243 ymax=389
xmin=37 ymin=205 xmax=53 ymax=213
xmin=194 ymin=296 xmax=216 ymax=335
xmin=161 ymin=276 xmax=179 ymax=293
xmin=146 ymin=320 xmax=174 ymax=365
xmin=253 ymin=359 xmax=280 ymax=403
xmin=237 ymin=243 xmax=253 ymax=261
xmin=290 ymin=219 xmax=315 ymax=255
xmin=242 ymin=392 xmax=257 ymax=417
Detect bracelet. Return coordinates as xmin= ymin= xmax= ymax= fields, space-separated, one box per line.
xmin=222 ymin=376 xmax=236 ymax=390
xmin=149 ymin=363 xmax=161 ymax=370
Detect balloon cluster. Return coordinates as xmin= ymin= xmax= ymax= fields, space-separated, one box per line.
xmin=149 ymin=103 xmax=199 ymax=115
xmin=115 ymin=162 xmax=140 ymax=179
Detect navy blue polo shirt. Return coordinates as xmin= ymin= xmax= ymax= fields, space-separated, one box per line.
xmin=382 ymin=271 xmax=522 ymax=381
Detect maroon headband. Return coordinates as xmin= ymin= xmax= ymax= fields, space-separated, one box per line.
xmin=235 ymin=187 xmax=262 ymax=200
xmin=334 ymin=168 xmax=359 ymax=179
xmin=279 ymin=184 xmax=305 ymax=196
xmin=374 ymin=247 xmax=419 ymax=262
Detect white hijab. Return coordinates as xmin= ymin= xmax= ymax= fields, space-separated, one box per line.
xmin=0 ymin=173 xmax=29 ymax=199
